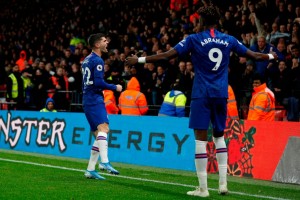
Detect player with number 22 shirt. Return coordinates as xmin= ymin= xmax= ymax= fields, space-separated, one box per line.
xmin=82 ymin=33 xmax=122 ymax=180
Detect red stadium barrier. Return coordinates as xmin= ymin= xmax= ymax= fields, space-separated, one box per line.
xmin=207 ymin=119 xmax=300 ymax=184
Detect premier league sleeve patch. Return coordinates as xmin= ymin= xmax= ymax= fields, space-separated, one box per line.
xmin=96 ymin=65 xmax=103 ymax=71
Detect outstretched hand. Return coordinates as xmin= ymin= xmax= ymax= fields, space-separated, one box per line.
xmin=125 ymin=55 xmax=138 ymax=66
xmin=270 ymin=52 xmax=278 ymax=61
xmin=269 ymin=47 xmax=278 ymax=60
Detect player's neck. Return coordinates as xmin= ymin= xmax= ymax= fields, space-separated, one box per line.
xmin=205 ymin=25 xmax=217 ymax=37
xmin=205 ymin=25 xmax=216 ymax=30
xmin=92 ymin=49 xmax=102 ymax=57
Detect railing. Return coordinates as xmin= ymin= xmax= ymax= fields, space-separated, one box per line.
xmin=0 ymin=89 xmax=294 ymax=120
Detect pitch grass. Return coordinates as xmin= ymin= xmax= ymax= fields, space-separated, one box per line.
xmin=0 ymin=150 xmax=299 ymax=200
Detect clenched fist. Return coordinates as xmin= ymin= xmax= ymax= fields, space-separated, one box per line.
xmin=125 ymin=55 xmax=138 ymax=66
xmin=116 ymin=84 xmax=123 ymax=92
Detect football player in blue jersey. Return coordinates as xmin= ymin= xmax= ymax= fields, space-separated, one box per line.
xmin=82 ymin=33 xmax=122 ymax=180
xmin=126 ymin=2 xmax=278 ymax=197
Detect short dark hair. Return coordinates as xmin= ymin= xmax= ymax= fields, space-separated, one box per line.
xmin=291 ymin=44 xmax=300 ymax=51
xmin=198 ymin=2 xmax=220 ymax=26
xmin=253 ymin=73 xmax=265 ymax=84
xmin=88 ymin=33 xmax=106 ymax=48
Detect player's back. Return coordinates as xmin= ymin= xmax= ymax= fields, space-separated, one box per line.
xmin=186 ymin=29 xmax=247 ymax=98
xmin=81 ymin=52 xmax=105 ymax=105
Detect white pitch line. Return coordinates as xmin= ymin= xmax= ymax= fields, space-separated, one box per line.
xmin=0 ymin=157 xmax=290 ymax=200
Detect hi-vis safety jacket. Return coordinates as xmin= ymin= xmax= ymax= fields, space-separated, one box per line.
xmin=247 ymin=83 xmax=275 ymax=121
xmin=158 ymin=90 xmax=186 ymax=117
xmin=103 ymin=90 xmax=119 ymax=114
xmin=227 ymin=85 xmax=239 ymax=120
xmin=118 ymin=77 xmax=148 ymax=115
xmin=6 ymin=73 xmax=25 ymax=99
xmin=40 ymin=98 xmax=57 ymax=112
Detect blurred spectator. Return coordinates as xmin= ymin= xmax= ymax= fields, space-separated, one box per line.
xmin=154 ymin=65 xmax=170 ymax=105
xmin=241 ymin=33 xmax=255 ymax=48
xmin=68 ymin=63 xmax=82 ymax=92
xmin=158 ymin=81 xmax=187 ymax=117
xmin=40 ymin=98 xmax=57 ymax=112
xmin=266 ymin=22 xmax=290 ymax=45
xmin=69 ymin=35 xmax=86 ymax=53
xmin=16 ymin=50 xmax=27 ymax=72
xmin=50 ymin=66 xmax=69 ymax=110
xmin=227 ymin=85 xmax=239 ymax=120
xmin=104 ymin=63 xmax=112 ymax=81
xmin=118 ymin=77 xmax=148 ymax=115
xmin=122 ymin=64 xmax=132 ymax=78
xmin=68 ymin=63 xmax=82 ymax=104
xmin=277 ymin=42 xmax=288 ymax=59
xmin=176 ymin=61 xmax=187 ymax=91
xmin=6 ymin=65 xmax=25 ymax=110
xmin=240 ymin=59 xmax=255 ymax=119
xmin=140 ymin=63 xmax=157 ymax=105
xmin=1 ymin=0 xmax=300 ymax=114
xmin=249 ymin=35 xmax=284 ymax=89
xmin=170 ymin=0 xmax=189 ymax=12
xmin=32 ymin=68 xmax=49 ymax=110
xmin=21 ymin=69 xmax=34 ymax=109
xmin=286 ymin=56 xmax=300 ymax=121
xmin=247 ymin=73 xmax=275 ymax=121
xmin=184 ymin=61 xmax=194 ymax=105
xmin=272 ymin=60 xmax=292 ymax=105
xmin=221 ymin=10 xmax=236 ymax=35
xmin=290 ymin=22 xmax=300 ymax=45
xmin=80 ymin=48 xmax=90 ymax=64
xmin=103 ymin=89 xmax=119 ymax=114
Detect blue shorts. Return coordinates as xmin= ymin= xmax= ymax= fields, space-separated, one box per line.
xmin=83 ymin=103 xmax=109 ymax=132
xmin=189 ymin=98 xmax=227 ymax=132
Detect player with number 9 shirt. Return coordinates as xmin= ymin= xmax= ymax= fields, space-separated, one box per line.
xmin=125 ymin=1 xmax=278 ymax=197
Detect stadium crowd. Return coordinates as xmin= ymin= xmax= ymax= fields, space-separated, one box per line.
xmin=0 ymin=0 xmax=300 ymax=120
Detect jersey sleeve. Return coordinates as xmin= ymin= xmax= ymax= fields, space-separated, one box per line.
xmin=94 ymin=59 xmax=117 ymax=91
xmin=230 ymin=36 xmax=248 ymax=56
xmin=173 ymin=36 xmax=192 ymax=56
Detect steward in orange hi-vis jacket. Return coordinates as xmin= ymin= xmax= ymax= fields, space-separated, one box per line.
xmin=227 ymin=85 xmax=239 ymax=120
xmin=103 ymin=90 xmax=119 ymax=114
xmin=247 ymin=74 xmax=275 ymax=121
xmin=118 ymin=77 xmax=148 ymax=115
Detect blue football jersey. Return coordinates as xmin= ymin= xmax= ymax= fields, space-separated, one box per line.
xmin=81 ymin=52 xmax=116 ymax=105
xmin=174 ymin=29 xmax=247 ymax=98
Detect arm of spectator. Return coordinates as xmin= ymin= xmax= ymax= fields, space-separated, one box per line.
xmin=249 ymin=33 xmax=256 ymax=47
xmin=175 ymin=94 xmax=187 ymax=117
xmin=137 ymin=93 xmax=148 ymax=115
xmin=106 ymin=101 xmax=119 ymax=114
xmin=6 ymin=78 xmax=12 ymax=100
xmin=294 ymin=18 xmax=300 ymax=24
xmin=252 ymin=13 xmax=267 ymax=37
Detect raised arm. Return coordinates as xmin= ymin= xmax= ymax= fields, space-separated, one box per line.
xmin=125 ymin=49 xmax=178 ymax=66
xmin=245 ymin=49 xmax=278 ymax=61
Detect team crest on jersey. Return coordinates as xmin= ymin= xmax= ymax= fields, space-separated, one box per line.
xmin=97 ymin=65 xmax=103 ymax=71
